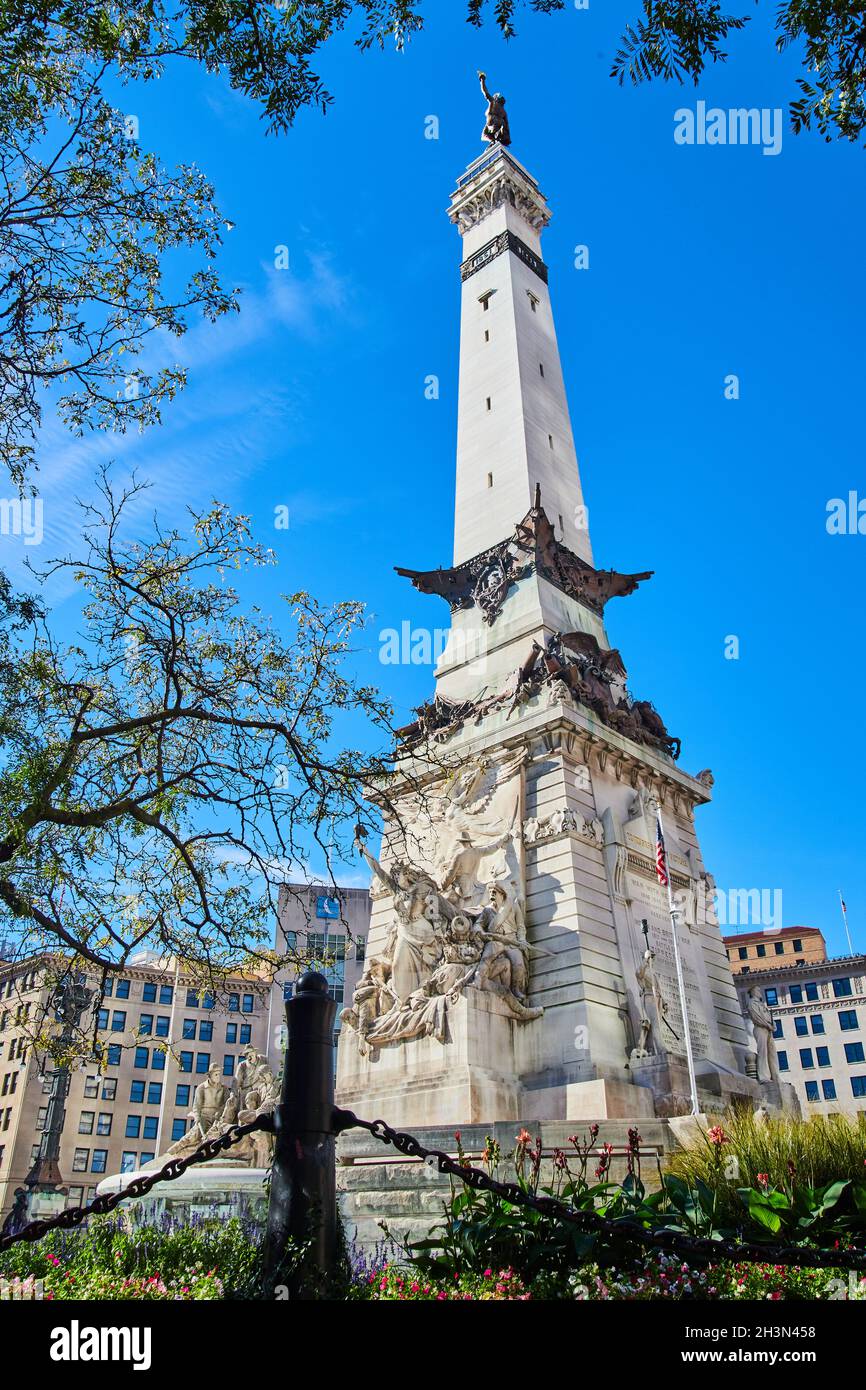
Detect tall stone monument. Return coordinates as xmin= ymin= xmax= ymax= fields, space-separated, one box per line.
xmin=336 ymin=83 xmax=783 ymax=1130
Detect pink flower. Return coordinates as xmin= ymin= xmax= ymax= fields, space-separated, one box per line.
xmin=707 ymin=1125 xmax=728 ymax=1146
xmin=757 ymin=1173 xmax=770 ymax=1188
xmin=483 ymin=1268 xmax=493 ymax=1277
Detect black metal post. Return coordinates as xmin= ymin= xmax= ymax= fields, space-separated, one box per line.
xmin=262 ymin=971 xmax=338 ymax=1299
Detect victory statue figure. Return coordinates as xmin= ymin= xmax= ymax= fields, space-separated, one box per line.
xmin=478 ymin=71 xmax=511 ymax=147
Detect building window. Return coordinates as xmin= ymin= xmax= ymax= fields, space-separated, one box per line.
xmin=35 ymin=1106 xmax=47 ymax=1131
xmin=155 ymin=1016 xmax=170 ymax=1038
xmin=539 ymin=362 xmax=544 ymax=377
xmin=199 ymin=1020 xmax=213 ymax=1042
xmin=756 ymin=944 xmax=766 ymax=958
xmin=179 ymin=1051 xmax=193 ymax=1073
xmin=805 ymin=982 xmax=819 ymax=1001
xmin=777 ymin=1050 xmax=788 ymax=1072
xmin=792 ymin=939 xmax=803 ymax=952
xmin=121 ymin=1152 xmax=137 ymax=1173
xmin=97 ymin=1008 xmax=109 ymax=1030
xmin=789 ymin=984 xmax=803 ymax=1004
xmin=816 ymin=1047 xmax=830 ymax=1068
xmin=143 ymin=1116 xmax=158 ymax=1140
xmin=142 ymin=983 xmax=157 ymax=1003
xmin=810 ymin=1015 xmax=825 ymax=1035
xmin=822 ymin=1079 xmax=837 ymax=1101
xmin=147 ymin=1083 xmax=163 ymax=1106
xmin=186 ymin=990 xmax=199 ymax=1008
xmin=833 ymin=978 xmax=853 ymax=998
xmin=195 ymin=1053 xmax=210 ymax=1074
xmin=242 ymin=995 xmax=254 ymax=1014
xmin=138 ymin=1015 xmax=153 ymax=1036
xmin=223 ymin=1055 xmax=235 ymax=1077
xmin=804 ymin=1080 xmax=819 ymax=1103
xmin=799 ymin=1048 xmax=814 ymax=1069
xmin=240 ymin=1024 xmax=251 ymax=1046
xmin=159 ymin=985 xmax=173 ymax=1005
xmin=83 ymin=1075 xmax=99 ymax=1099
xmin=355 ymin=936 xmax=366 ymax=963
xmin=226 ymin=1023 xmax=237 ymax=1044
xmin=130 ymin=1081 xmax=145 ymax=1103
xmin=765 ymin=988 xmax=778 ymax=1006
xmin=839 ymin=1010 xmax=859 ymax=1032
xmin=171 ymin=1118 xmax=188 ymax=1143
xmin=794 ymin=1017 xmax=808 ymax=1037
xmin=126 ymin=1115 xmax=141 ymax=1138
xmin=151 ymin=1049 xmax=165 ymax=1071
xmin=774 ymin=941 xmax=785 ymax=955
xmin=103 ymin=978 xmax=113 ymax=996
xmin=228 ymin=994 xmax=239 ymax=1013
xmin=140 ymin=1152 xmax=154 ymax=1165
xmin=738 ymin=947 xmax=748 ymax=960
xmin=844 ymin=1041 xmax=865 ymax=1064
xmin=102 ymin=1078 xmax=117 ymax=1102
xmin=96 ymin=1113 xmax=112 ymax=1136
xmin=203 ymin=992 xmax=215 ymax=1010
xmin=175 ymin=1085 xmax=190 ymax=1108
xmin=134 ymin=1046 xmax=149 ymax=1069
xmin=72 ymin=1148 xmax=89 ymax=1172
xmin=106 ymin=1045 xmax=122 ymax=1066
xmin=66 ymin=1186 xmax=83 ymax=1209
xmin=851 ymin=1076 xmax=866 ymax=1099
xmin=772 ymin=1019 xmax=783 ymax=1038
xmin=110 ymin=1010 xmax=126 ymax=1032
xmin=116 ymin=979 xmax=130 ymax=999
xmin=78 ymin=1112 xmax=94 ymax=1135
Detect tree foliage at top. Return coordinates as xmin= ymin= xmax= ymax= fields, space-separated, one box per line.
xmin=611 ymin=1 xmax=866 ymax=148
xmin=0 ymin=1 xmax=863 ymax=487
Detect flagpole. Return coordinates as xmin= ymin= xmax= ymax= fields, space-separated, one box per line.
xmin=657 ymin=807 xmax=700 ymax=1117
xmin=839 ymin=890 xmax=854 ymax=956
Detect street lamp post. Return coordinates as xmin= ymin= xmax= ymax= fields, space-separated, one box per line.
xmin=23 ymin=975 xmax=94 ymax=1219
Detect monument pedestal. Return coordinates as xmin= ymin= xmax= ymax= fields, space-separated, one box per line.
xmin=337 ymin=987 xmax=524 ymax=1128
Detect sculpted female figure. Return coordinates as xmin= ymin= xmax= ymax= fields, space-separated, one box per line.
xmin=354 ymin=828 xmax=446 ymax=1002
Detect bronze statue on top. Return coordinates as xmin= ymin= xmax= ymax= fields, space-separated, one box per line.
xmin=478 ymin=70 xmax=511 ymax=146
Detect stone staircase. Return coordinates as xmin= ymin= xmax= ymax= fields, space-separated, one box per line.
xmin=338 ymin=1118 xmax=679 ymax=1254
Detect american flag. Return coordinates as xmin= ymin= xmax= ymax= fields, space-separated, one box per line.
xmin=655 ymin=817 xmax=668 ymax=888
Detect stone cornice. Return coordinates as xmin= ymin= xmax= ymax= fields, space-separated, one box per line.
xmin=449 ymin=148 xmax=551 ymax=236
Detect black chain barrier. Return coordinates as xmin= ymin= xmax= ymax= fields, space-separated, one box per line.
xmin=0 ymin=1113 xmax=274 ymax=1253
xmin=338 ymin=1109 xmax=866 ymax=1275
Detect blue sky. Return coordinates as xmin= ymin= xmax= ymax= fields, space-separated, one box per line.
xmin=8 ymin=3 xmax=865 ymax=955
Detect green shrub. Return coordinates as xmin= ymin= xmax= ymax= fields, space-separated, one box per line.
xmin=0 ymin=1215 xmax=260 ymax=1298
xmin=667 ymin=1110 xmax=866 ymax=1225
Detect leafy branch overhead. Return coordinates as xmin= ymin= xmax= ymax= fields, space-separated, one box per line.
xmin=1 ymin=1 xmax=862 ymax=486
xmin=611 ymin=0 xmax=866 ymax=150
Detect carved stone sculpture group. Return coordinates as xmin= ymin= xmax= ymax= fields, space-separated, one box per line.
xmin=152 ymin=1045 xmax=279 ymax=1169
xmin=341 ymin=751 xmax=545 ymax=1055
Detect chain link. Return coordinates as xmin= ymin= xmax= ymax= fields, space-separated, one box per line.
xmin=340 ymin=1111 xmax=866 ymax=1274
xmin=0 ymin=1113 xmax=274 ymax=1253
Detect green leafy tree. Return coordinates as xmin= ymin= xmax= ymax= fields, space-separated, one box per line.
xmin=1 ymin=1 xmax=862 ymax=486
xmin=0 ymin=471 xmax=397 ymax=977
xmin=612 ymin=1 xmax=866 ymax=147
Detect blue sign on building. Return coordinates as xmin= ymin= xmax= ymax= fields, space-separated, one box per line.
xmin=316 ymin=895 xmax=340 ymax=920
